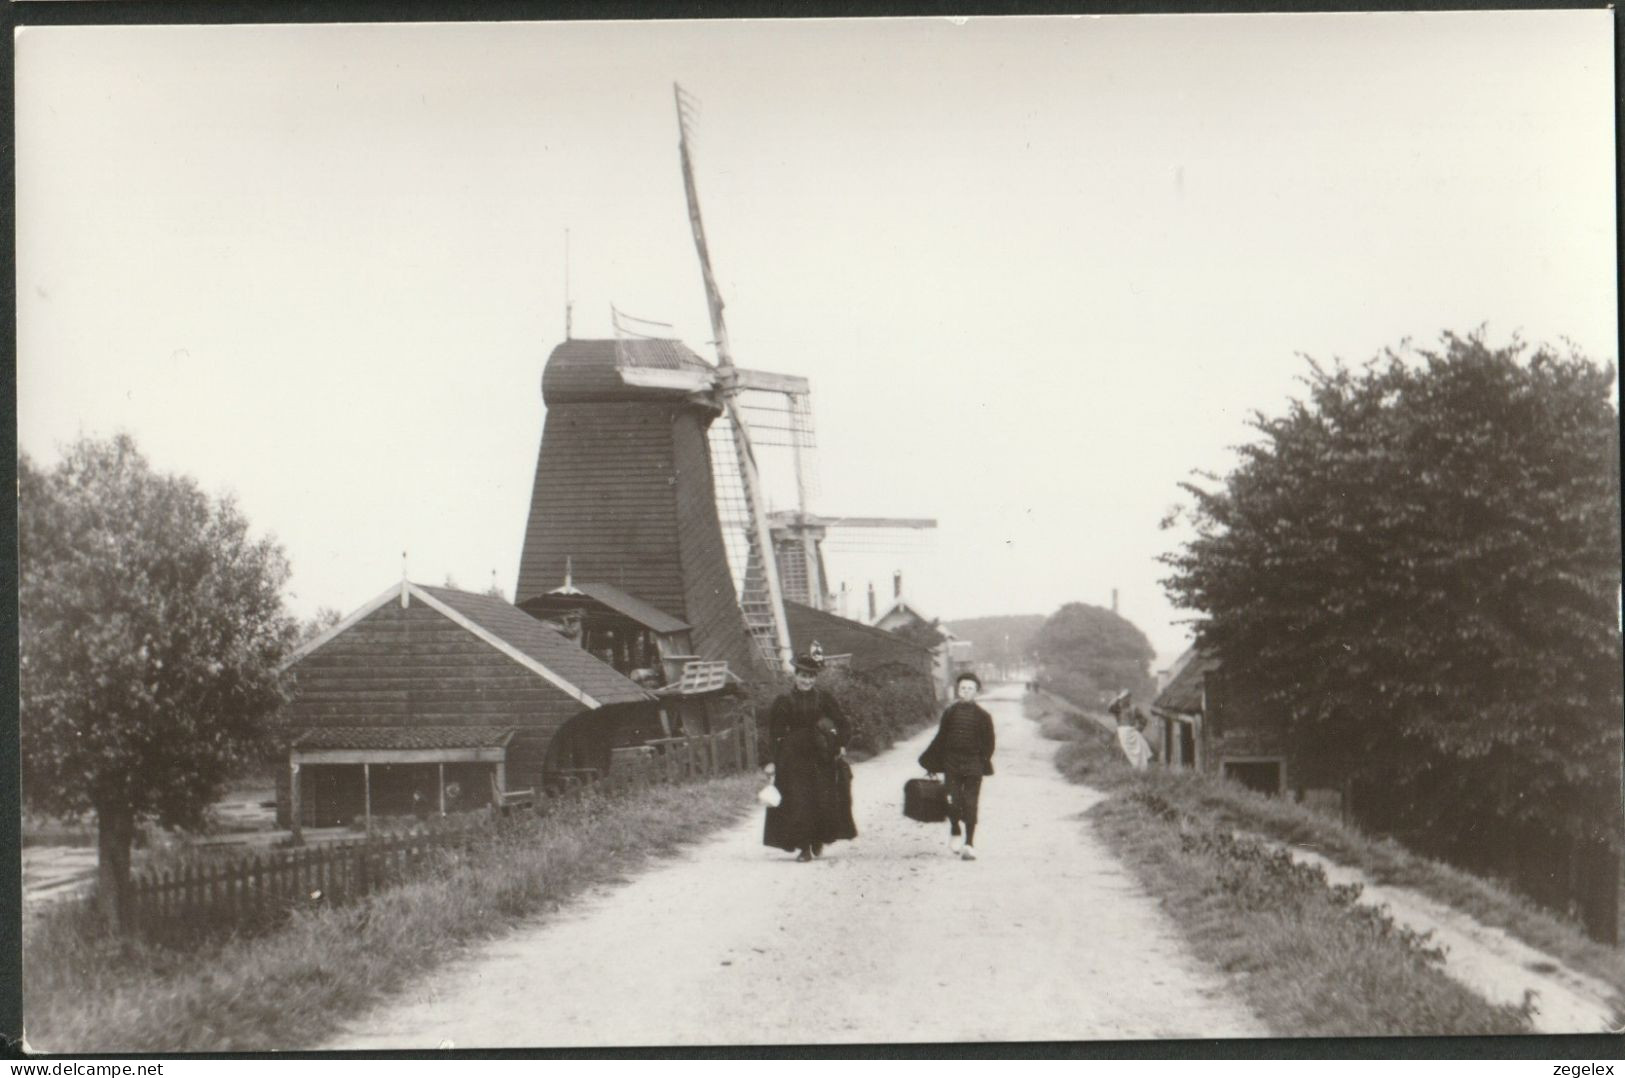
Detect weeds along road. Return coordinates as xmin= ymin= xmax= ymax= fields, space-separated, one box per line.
xmin=324 ymin=684 xmax=1264 ymax=1048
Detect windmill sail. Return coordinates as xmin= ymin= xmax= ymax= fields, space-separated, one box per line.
xmin=674 ymin=83 xmax=793 ymax=673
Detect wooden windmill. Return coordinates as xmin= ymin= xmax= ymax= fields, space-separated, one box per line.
xmin=514 ymin=87 xmax=805 ymax=677
xmin=770 ymin=511 xmax=937 ymax=613
xmin=516 ymin=86 xmax=937 ymax=675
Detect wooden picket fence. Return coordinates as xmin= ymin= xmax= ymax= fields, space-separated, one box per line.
xmin=601 ymin=721 xmax=758 ymax=796
xmin=115 ymin=721 xmax=759 ymax=942
xmin=125 ymin=813 xmax=490 ymax=942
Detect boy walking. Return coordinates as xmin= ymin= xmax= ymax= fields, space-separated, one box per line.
xmin=919 ymin=672 xmax=996 ymax=860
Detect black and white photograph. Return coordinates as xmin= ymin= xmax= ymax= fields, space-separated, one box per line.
xmin=12 ymin=9 xmax=1622 ymax=1055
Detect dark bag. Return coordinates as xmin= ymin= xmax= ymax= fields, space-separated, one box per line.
xmin=813 ymin=716 xmax=843 ymax=761
xmin=903 ymin=777 xmax=949 ymax=823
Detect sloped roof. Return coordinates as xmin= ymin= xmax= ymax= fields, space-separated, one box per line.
xmin=874 ymin=597 xmax=930 ymax=627
xmin=541 ymin=338 xmax=715 ymax=404
xmin=293 ymin=726 xmax=517 ymax=751
xmin=417 ymin=585 xmax=653 ymax=706
xmin=1154 ymin=647 xmax=1220 ymax=714
xmin=573 ymin=582 xmax=690 ymax=634
xmin=785 ymin=601 xmax=934 ymax=676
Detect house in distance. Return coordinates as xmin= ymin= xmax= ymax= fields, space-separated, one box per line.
xmin=870 ymin=571 xmax=975 ymax=699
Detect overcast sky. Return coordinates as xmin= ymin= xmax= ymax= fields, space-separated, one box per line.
xmin=16 ymin=13 xmax=1617 ymax=668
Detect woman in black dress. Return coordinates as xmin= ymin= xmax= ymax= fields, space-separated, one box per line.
xmin=762 ymin=653 xmax=858 ymax=861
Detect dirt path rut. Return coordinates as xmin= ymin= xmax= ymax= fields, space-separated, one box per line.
xmin=324 ymin=685 xmax=1264 ymax=1048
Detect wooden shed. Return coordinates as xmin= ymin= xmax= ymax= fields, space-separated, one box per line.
xmin=1152 ymin=646 xmax=1343 ymax=813
xmin=1149 ymin=647 xmax=1218 ymax=774
xmin=276 ymin=580 xmax=657 ymax=831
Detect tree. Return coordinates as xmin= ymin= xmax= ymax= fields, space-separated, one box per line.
xmin=19 ymin=435 xmax=295 ymax=931
xmin=945 ymin=614 xmax=1046 ymax=675
xmin=1033 ymin=602 xmax=1157 ymax=707
xmin=296 ymin=606 xmax=343 ymax=644
xmin=889 ymin=618 xmax=947 ymax=650
xmin=1161 ymin=333 xmax=1622 ymax=859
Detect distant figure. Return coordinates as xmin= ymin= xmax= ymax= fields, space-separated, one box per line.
xmin=762 ymin=653 xmax=857 ymax=862
xmin=920 ymin=672 xmax=996 ymax=860
xmin=1109 ymin=690 xmax=1154 ymax=770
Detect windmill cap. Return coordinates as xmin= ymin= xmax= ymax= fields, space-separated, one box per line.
xmin=542 ymin=338 xmax=715 ymax=405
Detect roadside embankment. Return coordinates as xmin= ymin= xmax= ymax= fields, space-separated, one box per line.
xmin=1029 ymin=692 xmax=1623 ymax=1036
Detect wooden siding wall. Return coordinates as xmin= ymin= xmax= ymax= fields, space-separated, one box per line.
xmin=514 ymin=400 xmax=770 ymax=685
xmin=285 ymin=600 xmax=589 ymax=792
xmin=1203 ymin=672 xmax=1279 ymax=764
xmin=670 ymin=408 xmax=774 ymax=683
xmin=516 ymin=402 xmax=687 ymax=610
xmin=1201 ymin=673 xmax=1345 ymax=793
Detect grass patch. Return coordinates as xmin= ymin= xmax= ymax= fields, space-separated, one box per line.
xmin=1028 ymin=693 xmax=1625 ymax=998
xmin=22 ymin=774 xmax=758 ymax=1053
xmin=1092 ymin=790 xmax=1529 ymax=1036
xmin=1028 ymin=694 xmax=1583 ymax=1036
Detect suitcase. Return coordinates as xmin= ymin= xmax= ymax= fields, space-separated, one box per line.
xmin=903 ymin=777 xmax=949 ymax=823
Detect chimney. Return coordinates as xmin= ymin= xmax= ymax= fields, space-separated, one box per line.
xmin=839 ymin=581 xmax=849 ymax=619
xmin=893 ymin=570 xmax=903 ymax=598
xmin=867 ymin=582 xmax=877 ymax=622
xmin=1112 ymin=588 xmax=1118 ymax=614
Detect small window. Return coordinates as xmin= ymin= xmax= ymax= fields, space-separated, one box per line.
xmin=1222 ymin=758 xmax=1283 ymax=797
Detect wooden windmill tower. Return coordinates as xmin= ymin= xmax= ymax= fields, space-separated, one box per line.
xmin=514 ymin=86 xmax=806 ymax=677
xmin=770 ymin=511 xmax=937 ymax=613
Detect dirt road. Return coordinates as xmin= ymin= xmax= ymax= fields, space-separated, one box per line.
xmin=324 ymin=684 xmax=1264 ymax=1049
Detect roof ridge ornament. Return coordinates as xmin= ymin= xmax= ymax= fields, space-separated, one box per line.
xmin=553 ymin=556 xmax=583 ymax=596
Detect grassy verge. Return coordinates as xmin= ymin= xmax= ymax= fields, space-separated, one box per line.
xmin=1031 ymin=698 xmax=1545 ymax=1036
xmin=1031 ymin=695 xmax=1625 ymax=998
xmin=23 ymin=774 xmax=758 ymax=1053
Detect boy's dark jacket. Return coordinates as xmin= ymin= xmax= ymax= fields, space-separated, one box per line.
xmin=919 ymin=701 xmax=995 ymax=776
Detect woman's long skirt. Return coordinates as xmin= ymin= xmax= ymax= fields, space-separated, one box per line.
xmin=763 ymin=749 xmax=857 ymax=852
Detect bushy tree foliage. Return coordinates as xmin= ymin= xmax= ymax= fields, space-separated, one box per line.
xmin=888 ymin=618 xmax=947 ymax=650
xmin=1161 ymin=333 xmax=1622 ymax=854
xmin=818 ymin=663 xmax=938 ymax=757
xmin=1033 ymin=602 xmax=1157 ymax=707
xmin=296 ymin=606 xmax=343 ymax=644
xmin=19 ymin=435 xmax=295 ymax=930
